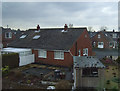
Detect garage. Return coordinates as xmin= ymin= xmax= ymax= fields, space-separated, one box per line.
xmin=1 ymin=47 xmax=35 ymax=66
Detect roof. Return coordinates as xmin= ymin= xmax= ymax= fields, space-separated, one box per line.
xmin=1 ymin=47 xmax=31 ymax=53
xmin=8 ymin=28 xmax=86 ymax=50
xmin=93 ymin=48 xmax=118 ymax=59
xmin=73 ymin=56 xmax=105 ymax=68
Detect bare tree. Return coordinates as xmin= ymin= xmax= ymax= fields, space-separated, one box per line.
xmin=100 ymin=26 xmax=108 ymax=31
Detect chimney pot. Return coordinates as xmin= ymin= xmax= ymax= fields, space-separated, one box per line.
xmin=64 ymin=24 xmax=68 ymax=31
xmin=37 ymin=25 xmax=40 ymax=31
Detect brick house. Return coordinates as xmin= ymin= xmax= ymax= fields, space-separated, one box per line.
xmin=1 ymin=27 xmax=22 ymax=48
xmin=90 ymin=31 xmax=119 ymax=49
xmin=8 ymin=24 xmax=92 ymax=67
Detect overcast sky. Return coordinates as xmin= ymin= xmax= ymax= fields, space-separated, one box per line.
xmin=2 ymin=2 xmax=118 ymax=31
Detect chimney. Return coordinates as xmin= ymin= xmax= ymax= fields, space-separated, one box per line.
xmin=37 ymin=25 xmax=40 ymax=31
xmin=64 ymin=24 xmax=68 ymax=31
xmin=113 ymin=29 xmax=115 ymax=32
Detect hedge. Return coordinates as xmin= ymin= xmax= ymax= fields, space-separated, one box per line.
xmin=2 ymin=53 xmax=19 ymax=69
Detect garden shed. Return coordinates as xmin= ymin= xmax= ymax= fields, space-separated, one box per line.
xmin=1 ymin=47 xmax=35 ymax=66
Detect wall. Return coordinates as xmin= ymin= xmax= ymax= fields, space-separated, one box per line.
xmin=32 ymin=50 xmax=73 ymax=67
xmin=70 ymin=29 xmax=92 ymax=56
xmin=19 ymin=54 xmax=35 ymax=66
xmin=75 ymin=68 xmax=105 ymax=89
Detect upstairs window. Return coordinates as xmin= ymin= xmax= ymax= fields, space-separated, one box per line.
xmin=98 ymin=34 xmax=101 ymax=38
xmin=83 ymin=48 xmax=88 ymax=56
xmin=54 ymin=51 xmax=64 ymax=60
xmin=112 ymin=34 xmax=117 ymax=38
xmin=33 ymin=35 xmax=40 ymax=39
xmin=38 ymin=50 xmax=47 ymax=58
xmin=82 ymin=68 xmax=98 ymax=77
xmin=5 ymin=32 xmax=12 ymax=38
xmin=20 ymin=35 xmax=26 ymax=39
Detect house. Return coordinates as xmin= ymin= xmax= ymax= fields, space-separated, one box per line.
xmin=8 ymin=24 xmax=92 ymax=67
xmin=90 ymin=30 xmax=119 ymax=49
xmin=1 ymin=47 xmax=34 ymax=66
xmin=73 ymin=56 xmax=105 ymax=90
xmin=1 ymin=27 xmax=22 ymax=48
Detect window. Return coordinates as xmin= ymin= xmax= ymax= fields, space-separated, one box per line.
xmin=20 ymin=35 xmax=26 ymax=39
xmin=109 ymin=42 xmax=113 ymax=47
xmin=98 ymin=42 xmax=104 ymax=48
xmin=82 ymin=68 xmax=98 ymax=77
xmin=98 ymin=34 xmax=101 ymax=38
xmin=85 ymin=35 xmax=87 ymax=38
xmin=83 ymin=48 xmax=88 ymax=56
xmin=113 ymin=34 xmax=117 ymax=38
xmin=38 ymin=50 xmax=47 ymax=58
xmin=54 ymin=51 xmax=64 ymax=60
xmin=5 ymin=32 xmax=12 ymax=38
xmin=33 ymin=35 xmax=40 ymax=39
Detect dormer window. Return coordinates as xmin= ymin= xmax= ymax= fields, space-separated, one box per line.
xmin=5 ymin=32 xmax=12 ymax=38
xmin=20 ymin=35 xmax=26 ymax=39
xmin=33 ymin=35 xmax=40 ymax=39
xmin=98 ymin=34 xmax=101 ymax=38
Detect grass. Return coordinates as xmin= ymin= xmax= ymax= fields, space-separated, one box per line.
xmin=104 ymin=65 xmax=119 ymax=89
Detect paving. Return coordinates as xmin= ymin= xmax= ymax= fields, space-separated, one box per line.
xmin=22 ymin=64 xmax=72 ymax=81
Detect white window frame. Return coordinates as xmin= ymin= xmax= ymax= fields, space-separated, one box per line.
xmin=38 ymin=50 xmax=47 ymax=58
xmin=98 ymin=42 xmax=104 ymax=48
xmin=112 ymin=34 xmax=117 ymax=38
xmin=78 ymin=49 xmax=81 ymax=57
xmin=54 ymin=51 xmax=64 ymax=60
xmin=5 ymin=32 xmax=12 ymax=38
xmin=98 ymin=34 xmax=101 ymax=38
xmin=83 ymin=48 xmax=88 ymax=56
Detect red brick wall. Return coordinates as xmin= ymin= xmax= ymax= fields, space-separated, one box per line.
xmin=32 ymin=29 xmax=92 ymax=67
xmin=32 ymin=50 xmax=73 ymax=67
xmin=70 ymin=29 xmax=92 ymax=56
xmin=91 ymin=32 xmax=110 ymax=48
xmin=2 ymin=32 xmax=16 ymax=48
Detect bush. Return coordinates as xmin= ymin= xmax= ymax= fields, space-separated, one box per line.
xmin=2 ymin=65 xmax=9 ymax=76
xmin=115 ymin=56 xmax=120 ymax=64
xmin=2 ymin=53 xmax=19 ymax=69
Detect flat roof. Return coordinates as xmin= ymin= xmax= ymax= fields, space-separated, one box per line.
xmin=1 ymin=47 xmax=31 ymax=53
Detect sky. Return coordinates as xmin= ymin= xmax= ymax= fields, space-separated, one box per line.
xmin=2 ymin=2 xmax=118 ymax=31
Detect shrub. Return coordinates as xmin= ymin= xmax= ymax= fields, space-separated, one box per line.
xmin=2 ymin=65 xmax=9 ymax=76
xmin=115 ymin=56 xmax=120 ymax=64
xmin=2 ymin=53 xmax=19 ymax=69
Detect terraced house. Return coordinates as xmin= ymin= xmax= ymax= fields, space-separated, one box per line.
xmin=8 ymin=24 xmax=92 ymax=67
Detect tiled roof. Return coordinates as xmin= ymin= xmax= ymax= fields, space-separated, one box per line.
xmin=8 ymin=28 xmax=86 ymax=50
xmin=73 ymin=56 xmax=105 ymax=68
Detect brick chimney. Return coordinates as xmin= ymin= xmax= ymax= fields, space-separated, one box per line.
xmin=64 ymin=24 xmax=68 ymax=31
xmin=113 ymin=29 xmax=115 ymax=32
xmin=37 ymin=25 xmax=40 ymax=31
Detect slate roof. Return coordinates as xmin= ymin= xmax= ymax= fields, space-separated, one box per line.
xmin=93 ymin=48 xmax=119 ymax=59
xmin=73 ymin=56 xmax=105 ymax=68
xmin=8 ymin=28 xmax=86 ymax=50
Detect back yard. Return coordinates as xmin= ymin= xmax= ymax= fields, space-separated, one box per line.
xmin=2 ymin=63 xmax=73 ymax=89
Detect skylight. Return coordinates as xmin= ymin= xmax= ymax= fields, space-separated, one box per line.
xmin=33 ymin=35 xmax=40 ymax=39
xmin=20 ymin=35 xmax=26 ymax=39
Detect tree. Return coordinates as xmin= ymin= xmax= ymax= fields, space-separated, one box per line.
xmin=100 ymin=26 xmax=108 ymax=31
